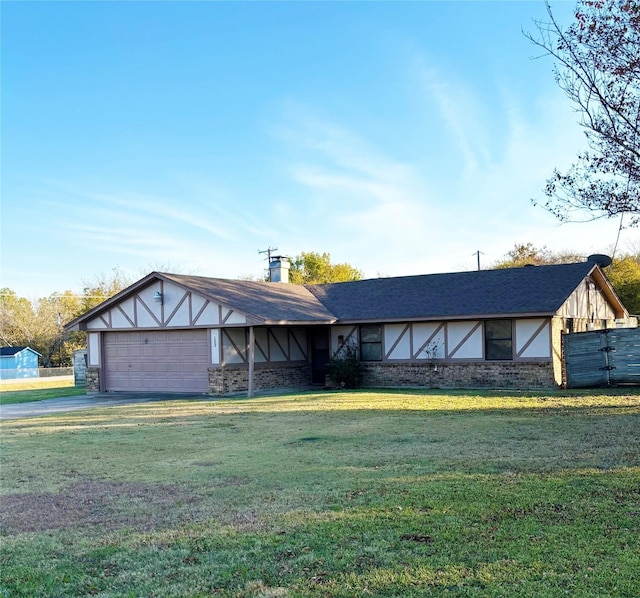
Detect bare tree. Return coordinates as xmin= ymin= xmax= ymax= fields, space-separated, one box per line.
xmin=526 ymin=0 xmax=640 ymax=226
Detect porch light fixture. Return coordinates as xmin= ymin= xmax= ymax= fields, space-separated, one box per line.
xmin=153 ymin=291 xmax=163 ymax=304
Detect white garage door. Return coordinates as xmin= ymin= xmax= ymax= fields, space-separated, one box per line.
xmin=104 ymin=330 xmax=209 ymax=392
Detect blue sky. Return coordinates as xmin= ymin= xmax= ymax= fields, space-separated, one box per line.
xmin=2 ymin=1 xmax=637 ymax=298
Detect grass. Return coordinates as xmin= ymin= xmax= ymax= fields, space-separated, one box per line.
xmin=0 ymin=379 xmax=85 ymax=405
xmin=1 ymin=389 xmax=639 ymax=597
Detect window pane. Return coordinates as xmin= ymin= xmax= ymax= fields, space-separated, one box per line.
xmin=361 ymin=343 xmax=382 ymax=361
xmin=485 ymin=320 xmax=513 ymax=360
xmin=486 ymin=340 xmax=512 ymax=360
xmin=360 ymin=326 xmax=381 ymax=342
xmin=485 ymin=320 xmax=511 ymax=340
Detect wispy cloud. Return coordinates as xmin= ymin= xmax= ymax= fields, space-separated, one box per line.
xmin=273 ymin=106 xmax=441 ymax=273
xmin=414 ymin=57 xmax=493 ymax=178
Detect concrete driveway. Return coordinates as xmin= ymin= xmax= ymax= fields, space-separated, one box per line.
xmin=0 ymin=392 xmax=210 ymax=420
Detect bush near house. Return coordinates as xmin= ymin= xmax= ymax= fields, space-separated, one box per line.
xmin=327 ymin=342 xmax=364 ymax=388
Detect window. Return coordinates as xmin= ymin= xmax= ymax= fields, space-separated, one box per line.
xmin=360 ymin=325 xmax=382 ymax=361
xmin=484 ymin=320 xmax=513 ymax=360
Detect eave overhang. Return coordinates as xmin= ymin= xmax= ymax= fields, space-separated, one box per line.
xmin=332 ymin=312 xmax=557 ymax=325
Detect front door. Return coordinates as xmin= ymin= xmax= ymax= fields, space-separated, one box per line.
xmin=310 ymin=327 xmax=330 ymax=384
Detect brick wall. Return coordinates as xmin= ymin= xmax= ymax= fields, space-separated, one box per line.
xmin=208 ymin=363 xmax=312 ymax=395
xmin=360 ymin=361 xmax=557 ymax=390
xmin=86 ymin=367 xmax=100 ymax=392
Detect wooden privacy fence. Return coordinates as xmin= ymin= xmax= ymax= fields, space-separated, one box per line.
xmin=564 ymin=327 xmax=640 ymax=388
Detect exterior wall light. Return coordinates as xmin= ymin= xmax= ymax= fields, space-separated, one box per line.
xmin=153 ymin=291 xmax=163 ymax=304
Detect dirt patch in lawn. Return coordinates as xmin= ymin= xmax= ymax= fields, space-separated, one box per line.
xmin=0 ymin=480 xmax=204 ymax=534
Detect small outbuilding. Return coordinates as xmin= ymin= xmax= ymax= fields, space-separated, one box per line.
xmin=66 ymin=256 xmax=631 ymax=395
xmin=0 ymin=346 xmax=41 ymax=380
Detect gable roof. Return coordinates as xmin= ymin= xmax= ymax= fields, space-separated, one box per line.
xmin=0 ymin=346 xmax=42 ymax=357
xmin=307 ymin=261 xmax=614 ymax=322
xmin=66 ymin=261 xmax=627 ymax=330
xmin=65 ymin=271 xmax=337 ymax=330
xmin=160 ymin=273 xmax=336 ymax=324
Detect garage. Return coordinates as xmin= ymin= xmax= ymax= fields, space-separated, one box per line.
xmin=104 ymin=330 xmax=209 ymax=392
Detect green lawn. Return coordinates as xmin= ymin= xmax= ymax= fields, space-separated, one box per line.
xmin=1 ymin=389 xmax=639 ymax=597
xmin=0 ymin=385 xmax=86 ymax=405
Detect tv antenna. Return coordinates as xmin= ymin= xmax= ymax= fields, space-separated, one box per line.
xmin=258 ymin=247 xmax=279 ymax=281
xmin=258 ymin=247 xmax=278 ymax=263
xmin=473 ymin=250 xmax=484 ymax=271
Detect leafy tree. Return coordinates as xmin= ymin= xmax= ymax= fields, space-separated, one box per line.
xmin=607 ymin=252 xmax=640 ymax=313
xmin=526 ymin=0 xmax=640 ymax=225
xmin=289 ymin=252 xmax=363 ymax=285
xmin=0 ymin=269 xmax=131 ymax=367
xmin=78 ymin=267 xmax=132 ymax=315
xmin=0 ymin=289 xmax=35 ymax=347
xmin=493 ymin=243 xmax=584 ymax=268
xmin=0 ymin=289 xmax=84 ymax=366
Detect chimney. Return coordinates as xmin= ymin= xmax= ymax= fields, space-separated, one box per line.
xmin=269 ymin=256 xmax=290 ymax=283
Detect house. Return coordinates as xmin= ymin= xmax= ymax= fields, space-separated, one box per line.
xmin=0 ymin=347 xmax=42 ymax=380
xmin=65 ymin=256 xmax=631 ymax=395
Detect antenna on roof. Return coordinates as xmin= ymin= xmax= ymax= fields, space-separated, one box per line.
xmin=587 ymin=254 xmax=613 ymax=268
xmin=258 ymin=247 xmax=279 ymax=281
xmin=473 ymin=250 xmax=484 ymax=271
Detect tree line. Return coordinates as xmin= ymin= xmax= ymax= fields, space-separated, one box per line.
xmin=0 ymin=269 xmax=131 ymax=367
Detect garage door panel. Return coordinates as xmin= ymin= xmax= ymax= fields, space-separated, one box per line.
xmin=143 ymin=377 xmax=157 ymax=389
xmin=182 ymin=345 xmax=197 ymax=356
xmin=104 ymin=330 xmax=209 ymax=392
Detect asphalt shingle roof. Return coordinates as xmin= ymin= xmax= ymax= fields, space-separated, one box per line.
xmin=0 ymin=347 xmax=28 ymax=356
xmin=69 ymin=261 xmax=604 ymax=329
xmin=305 ymin=262 xmax=597 ymax=322
xmin=0 ymin=346 xmax=41 ymax=356
xmin=161 ymin=273 xmax=336 ymax=323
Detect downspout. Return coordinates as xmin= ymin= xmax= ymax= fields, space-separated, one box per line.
xmin=248 ymin=326 xmax=255 ymax=397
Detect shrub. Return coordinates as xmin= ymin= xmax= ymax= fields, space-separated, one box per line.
xmin=328 ymin=342 xmax=363 ymax=389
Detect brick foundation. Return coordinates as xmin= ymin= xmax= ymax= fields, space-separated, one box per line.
xmin=361 ymin=361 xmax=557 ymax=390
xmin=86 ymin=367 xmax=101 ymax=392
xmin=209 ymin=363 xmax=312 ymax=395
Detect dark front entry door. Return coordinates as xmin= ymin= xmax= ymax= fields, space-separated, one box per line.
xmin=310 ymin=327 xmax=330 ymax=384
